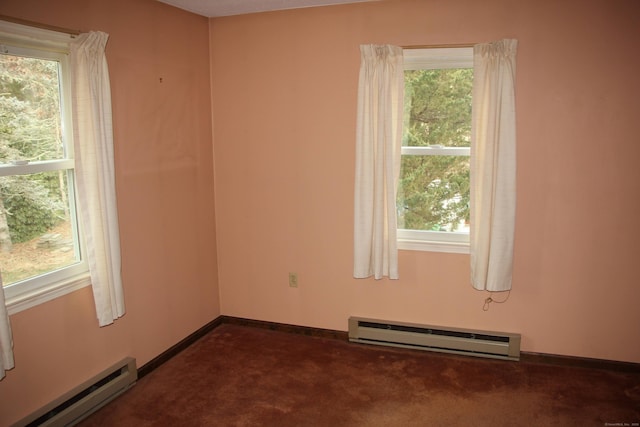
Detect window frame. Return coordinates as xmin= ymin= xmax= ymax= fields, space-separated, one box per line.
xmin=398 ymin=47 xmax=473 ymax=254
xmin=0 ymin=20 xmax=90 ymax=314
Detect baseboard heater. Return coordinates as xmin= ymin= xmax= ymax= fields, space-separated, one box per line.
xmin=14 ymin=357 xmax=137 ymax=427
xmin=349 ymin=317 xmax=521 ymax=361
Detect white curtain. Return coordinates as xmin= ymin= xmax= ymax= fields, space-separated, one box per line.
xmin=353 ymin=45 xmax=404 ymax=280
xmin=0 ymin=274 xmax=14 ymax=380
xmin=70 ymin=32 xmax=125 ymax=326
xmin=470 ymin=39 xmax=518 ymax=292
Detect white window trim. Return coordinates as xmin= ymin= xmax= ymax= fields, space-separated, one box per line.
xmin=399 ymin=47 xmax=473 ymax=254
xmin=403 ymin=47 xmax=473 ymax=69
xmin=398 ymin=230 xmax=470 ymax=254
xmin=6 ymin=273 xmax=90 ymax=315
xmin=1 ymin=20 xmax=90 ymax=314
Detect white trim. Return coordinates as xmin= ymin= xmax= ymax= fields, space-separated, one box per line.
xmin=403 ymin=47 xmax=473 ymax=70
xmin=401 ymin=146 xmax=470 ymax=156
xmin=0 ymin=19 xmax=72 ymax=53
xmin=398 ymin=228 xmax=470 ymax=254
xmin=6 ymin=272 xmax=91 ymax=315
xmin=399 ymin=47 xmax=473 ymax=253
xmin=398 ymin=229 xmax=469 ymax=243
xmin=0 ymin=159 xmax=75 ymax=176
xmin=398 ymin=239 xmax=469 ymax=254
xmin=0 ymin=22 xmax=89 ymax=314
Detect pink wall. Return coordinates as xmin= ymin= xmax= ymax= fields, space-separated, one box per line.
xmin=0 ymin=0 xmax=638 ymax=424
xmin=0 ymin=1 xmax=219 ymax=425
xmin=210 ymin=0 xmax=640 ymax=363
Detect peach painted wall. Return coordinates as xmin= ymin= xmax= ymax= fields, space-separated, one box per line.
xmin=0 ymin=0 xmax=219 ymax=425
xmin=210 ymin=0 xmax=640 ymax=363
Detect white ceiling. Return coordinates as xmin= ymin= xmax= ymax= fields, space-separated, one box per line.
xmin=157 ymin=0 xmax=376 ymax=17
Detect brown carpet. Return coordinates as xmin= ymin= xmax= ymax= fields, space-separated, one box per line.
xmin=80 ymin=324 xmax=640 ymax=426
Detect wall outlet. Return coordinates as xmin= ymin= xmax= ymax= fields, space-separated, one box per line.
xmin=289 ymin=272 xmax=298 ymax=288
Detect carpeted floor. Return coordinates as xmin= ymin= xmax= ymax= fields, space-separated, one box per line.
xmin=80 ymin=324 xmax=640 ymax=426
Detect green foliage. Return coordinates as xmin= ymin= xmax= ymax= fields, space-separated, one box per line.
xmin=1 ymin=171 xmax=67 ymax=242
xmin=398 ymin=68 xmax=472 ymax=231
xmin=1 ymin=55 xmax=63 ymax=161
xmin=0 ymin=181 xmax=60 ymax=243
xmin=0 ymin=53 xmax=67 ymax=243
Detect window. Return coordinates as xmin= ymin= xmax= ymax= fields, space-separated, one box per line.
xmin=0 ymin=22 xmax=89 ymax=313
xmin=397 ymin=48 xmax=473 ymax=253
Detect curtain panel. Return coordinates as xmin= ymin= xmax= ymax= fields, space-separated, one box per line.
xmin=70 ymin=32 xmax=125 ymax=326
xmin=0 ymin=274 xmax=14 ymax=380
xmin=470 ymin=39 xmax=518 ymax=292
xmin=353 ymin=39 xmax=517 ymax=291
xmin=353 ymin=45 xmax=404 ymax=280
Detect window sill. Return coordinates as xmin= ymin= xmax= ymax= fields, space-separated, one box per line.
xmin=6 ymin=273 xmax=91 ymax=315
xmin=398 ymin=238 xmax=470 ymax=254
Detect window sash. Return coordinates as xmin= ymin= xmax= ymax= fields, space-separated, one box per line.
xmin=403 ymin=47 xmax=473 ymax=70
xmin=400 ymin=48 xmax=472 ymax=252
xmin=0 ymin=20 xmax=72 ymax=54
xmin=0 ymin=159 xmax=74 ymax=176
xmin=4 ymin=264 xmax=90 ymax=309
xmin=1 ymin=163 xmax=88 ymax=309
xmin=401 ymin=146 xmax=470 ymax=156
xmin=1 ymin=25 xmax=89 ymax=313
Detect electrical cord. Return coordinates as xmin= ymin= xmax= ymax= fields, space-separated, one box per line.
xmin=483 ymin=290 xmax=511 ymax=311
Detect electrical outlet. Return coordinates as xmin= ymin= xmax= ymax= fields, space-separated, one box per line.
xmin=289 ymin=272 xmax=298 ymax=288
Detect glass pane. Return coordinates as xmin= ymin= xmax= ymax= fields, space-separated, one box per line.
xmin=404 ymin=68 xmax=472 ymax=147
xmin=397 ymin=155 xmax=470 ymax=232
xmin=0 ymin=53 xmax=65 ymax=163
xmin=0 ymin=171 xmax=80 ymax=286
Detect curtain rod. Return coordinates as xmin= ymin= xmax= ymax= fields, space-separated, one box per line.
xmin=402 ymin=43 xmax=475 ymax=49
xmin=0 ymin=14 xmax=81 ymax=36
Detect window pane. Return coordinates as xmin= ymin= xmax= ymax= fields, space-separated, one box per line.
xmin=0 ymin=53 xmax=65 ymax=162
xmin=399 ymin=66 xmax=472 ymax=235
xmin=404 ymin=68 xmax=472 ymax=147
xmin=397 ymin=155 xmax=470 ymax=232
xmin=0 ymin=171 xmax=80 ymax=286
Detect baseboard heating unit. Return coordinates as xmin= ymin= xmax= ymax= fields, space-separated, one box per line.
xmin=348 ymin=317 xmax=521 ymax=361
xmin=14 ymin=357 xmax=137 ymax=427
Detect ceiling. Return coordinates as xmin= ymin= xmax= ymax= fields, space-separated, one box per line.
xmin=157 ymin=0 xmax=376 ymax=17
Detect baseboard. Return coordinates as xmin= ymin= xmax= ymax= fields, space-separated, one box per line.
xmin=220 ymin=317 xmax=639 ymax=373
xmin=137 ymin=316 xmax=348 ymax=379
xmin=137 ymin=316 xmax=224 ymax=379
xmin=221 ymin=316 xmax=349 ymax=341
xmin=138 ymin=315 xmax=639 ymax=379
xmin=520 ymin=351 xmax=640 ymax=373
